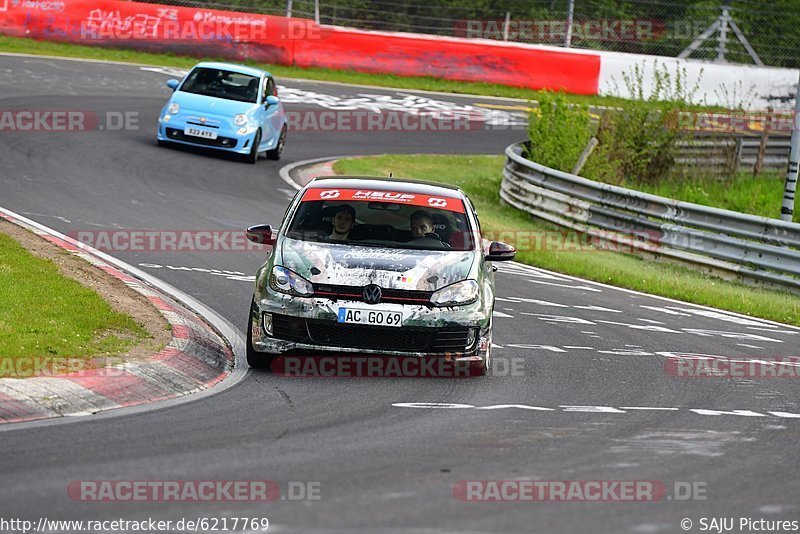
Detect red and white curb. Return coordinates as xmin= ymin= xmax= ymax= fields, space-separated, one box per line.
xmin=0 ymin=209 xmax=236 ymax=424
xmin=279 ymin=156 xmax=343 ymax=191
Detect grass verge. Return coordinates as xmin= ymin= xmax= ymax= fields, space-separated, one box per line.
xmin=333 ymin=154 xmax=800 ymax=326
xmin=620 ymin=169 xmax=799 ymax=223
xmin=0 ymin=231 xmax=148 ymax=376
xmin=0 ymin=34 xmax=647 ymax=108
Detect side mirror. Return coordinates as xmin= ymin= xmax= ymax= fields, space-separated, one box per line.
xmin=264 ymin=95 xmax=280 ymax=108
xmin=246 ymin=224 xmax=276 ymax=246
xmin=485 ymin=241 xmax=515 ymax=262
xmin=166 ymin=79 xmax=180 ymax=91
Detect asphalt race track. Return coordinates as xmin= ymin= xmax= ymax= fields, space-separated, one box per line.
xmin=1 ymin=55 xmax=799 ymax=534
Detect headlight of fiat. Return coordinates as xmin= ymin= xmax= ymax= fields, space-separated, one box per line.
xmin=168 ymin=103 xmax=180 ymax=115
xmin=430 ymin=279 xmax=479 ymax=307
xmin=233 ymin=114 xmax=249 ymax=126
xmin=269 ymin=265 xmax=314 ymax=297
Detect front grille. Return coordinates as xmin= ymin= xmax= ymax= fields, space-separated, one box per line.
xmin=186 ymin=116 xmax=222 ymax=128
xmin=431 ymin=330 xmax=471 ymax=352
xmin=307 ymin=320 xmax=433 ymax=351
xmin=272 ymin=314 xmax=307 ymax=342
xmin=270 ymin=314 xmax=471 ymax=353
xmin=186 ymin=121 xmax=220 ymax=129
xmin=166 ymin=127 xmax=237 ymax=148
xmin=313 ymin=283 xmax=433 ymax=305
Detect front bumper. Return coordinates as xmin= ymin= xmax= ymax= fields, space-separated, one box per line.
xmin=250 ymin=295 xmax=490 ymax=358
xmin=156 ymin=115 xmax=278 ymax=155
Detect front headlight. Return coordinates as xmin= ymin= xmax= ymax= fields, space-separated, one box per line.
xmin=168 ymin=103 xmax=180 ymax=115
xmin=234 ymin=114 xmax=249 ymax=126
xmin=430 ymin=279 xmax=479 ymax=307
xmin=269 ymin=266 xmax=314 ymax=297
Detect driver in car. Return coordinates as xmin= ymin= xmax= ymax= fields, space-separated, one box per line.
xmin=410 ymin=210 xmax=451 ymax=248
xmin=329 ymin=204 xmax=356 ymax=241
xmin=410 ymin=210 xmax=436 ymax=239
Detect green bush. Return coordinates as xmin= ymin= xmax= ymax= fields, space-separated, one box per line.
xmin=582 ymin=61 xmax=700 ymax=185
xmin=526 ymin=91 xmax=592 ymax=173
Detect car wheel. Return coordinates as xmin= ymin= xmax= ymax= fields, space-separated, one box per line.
xmin=266 ymin=125 xmax=286 ymax=161
xmin=246 ymin=309 xmax=274 ymax=369
xmin=244 ymin=130 xmax=261 ymax=165
xmin=156 ymin=139 xmax=170 ymax=148
xmin=475 ymin=319 xmax=492 ymax=376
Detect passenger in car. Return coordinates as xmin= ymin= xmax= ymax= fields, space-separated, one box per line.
xmin=329 ymin=204 xmax=356 ymax=241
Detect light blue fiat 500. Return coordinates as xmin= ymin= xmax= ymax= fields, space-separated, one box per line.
xmin=157 ymin=62 xmax=287 ymax=163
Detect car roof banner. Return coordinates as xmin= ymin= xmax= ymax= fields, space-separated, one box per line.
xmin=302 ymin=188 xmax=466 ymax=213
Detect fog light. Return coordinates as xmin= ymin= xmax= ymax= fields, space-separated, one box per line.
xmin=163 ymin=114 xmax=171 ymax=122
xmin=262 ymin=313 xmax=273 ymax=336
xmin=466 ymin=328 xmax=478 ymax=350
xmin=238 ymin=127 xmax=248 ymax=135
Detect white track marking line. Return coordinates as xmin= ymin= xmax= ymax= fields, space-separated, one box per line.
xmin=526 ymin=279 xmax=602 ymax=292
xmin=747 ymin=327 xmax=798 ymax=335
xmin=596 ymin=320 xmax=680 ymax=333
xmin=522 ymin=313 xmax=596 ymax=324
xmin=505 ymin=344 xmax=567 ymax=352
xmin=619 ymin=407 xmax=680 ymax=411
xmin=573 ymin=305 xmax=622 ymax=313
xmin=505 ymin=297 xmax=569 ymax=307
xmin=682 ymin=329 xmax=783 ymax=342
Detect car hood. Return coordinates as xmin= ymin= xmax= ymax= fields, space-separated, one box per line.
xmin=280 ymin=238 xmax=476 ymax=291
xmin=171 ymin=91 xmax=255 ymax=115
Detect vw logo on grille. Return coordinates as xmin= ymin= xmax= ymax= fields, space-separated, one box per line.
xmin=362 ymin=284 xmax=382 ymax=304
xmin=200 ymin=117 xmax=207 ymax=123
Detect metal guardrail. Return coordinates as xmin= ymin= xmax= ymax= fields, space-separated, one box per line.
xmin=675 ymin=136 xmax=791 ymax=171
xmin=501 ymin=142 xmax=800 ymax=291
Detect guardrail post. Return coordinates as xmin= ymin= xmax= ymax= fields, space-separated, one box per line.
xmin=564 ymin=0 xmax=575 ymax=48
xmin=782 ymin=73 xmax=800 ymax=221
xmin=754 ymin=107 xmax=772 ymax=177
xmin=730 ymin=137 xmax=741 ymax=176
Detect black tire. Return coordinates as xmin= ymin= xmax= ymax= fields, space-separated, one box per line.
xmin=244 ymin=130 xmax=261 ymax=164
xmin=246 ymin=311 xmax=274 ymax=369
xmin=266 ymin=125 xmax=286 ymax=160
xmin=475 ymin=318 xmax=493 ymax=376
xmin=156 ymin=139 xmax=170 ymax=148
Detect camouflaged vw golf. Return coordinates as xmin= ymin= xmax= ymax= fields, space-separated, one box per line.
xmin=245 ymin=176 xmax=515 ymax=375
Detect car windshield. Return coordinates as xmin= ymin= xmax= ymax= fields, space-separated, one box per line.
xmin=179 ymin=67 xmax=260 ymax=103
xmin=285 ymin=189 xmax=476 ymax=251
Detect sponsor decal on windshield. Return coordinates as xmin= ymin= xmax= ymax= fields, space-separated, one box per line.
xmin=302 ymin=189 xmax=465 ymax=213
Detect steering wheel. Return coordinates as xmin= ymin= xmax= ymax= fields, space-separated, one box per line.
xmin=423 ymin=232 xmax=450 ymax=248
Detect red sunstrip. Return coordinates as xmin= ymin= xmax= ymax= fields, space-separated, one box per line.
xmin=302 ymin=188 xmax=466 ymax=213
